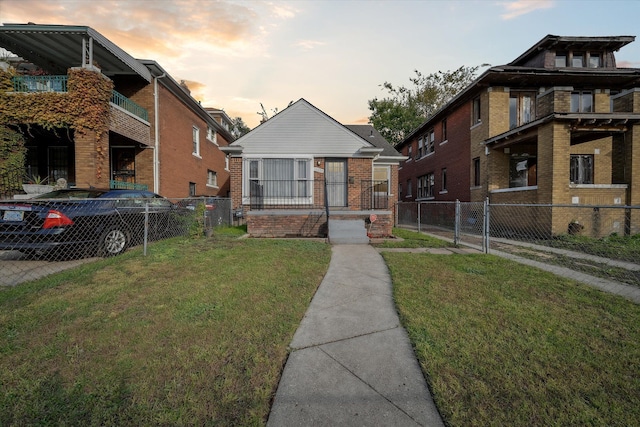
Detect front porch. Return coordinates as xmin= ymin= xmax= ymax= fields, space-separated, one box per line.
xmin=243 ymin=178 xmax=393 ymax=238
xmin=4 ymin=73 xmax=152 ymax=192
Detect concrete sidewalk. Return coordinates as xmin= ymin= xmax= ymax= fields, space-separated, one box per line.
xmin=267 ymin=245 xmax=444 ymax=426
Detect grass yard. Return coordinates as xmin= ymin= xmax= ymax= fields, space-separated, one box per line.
xmin=0 ymin=227 xmax=331 ymax=426
xmin=384 ymin=229 xmax=640 ymax=426
xmin=3 ymin=225 xmax=639 ymax=426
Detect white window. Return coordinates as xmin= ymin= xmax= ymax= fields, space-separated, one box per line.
xmin=207 ymin=170 xmax=218 ymax=187
xmin=207 ymin=126 xmax=217 ymax=144
xmin=192 ymin=126 xmax=200 ymax=156
xmin=243 ymin=158 xmax=312 ymax=204
xmin=225 ymin=156 xmax=229 ymax=171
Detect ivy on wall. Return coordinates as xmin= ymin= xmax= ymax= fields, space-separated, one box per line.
xmin=0 ymin=67 xmax=114 ymax=179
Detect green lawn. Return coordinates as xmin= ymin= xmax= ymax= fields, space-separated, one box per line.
xmin=2 ymin=227 xmax=639 ymax=426
xmin=384 ymin=230 xmax=640 ymax=426
xmin=0 ymin=227 xmax=331 ymax=426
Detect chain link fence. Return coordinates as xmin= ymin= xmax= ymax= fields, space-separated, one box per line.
xmin=0 ymin=196 xmax=232 ymax=286
xmin=398 ymin=201 xmax=640 ymax=289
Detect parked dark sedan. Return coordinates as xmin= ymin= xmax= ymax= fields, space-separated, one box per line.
xmin=0 ymin=189 xmax=189 ymax=259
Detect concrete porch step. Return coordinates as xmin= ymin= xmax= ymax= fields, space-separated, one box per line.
xmin=328 ymin=219 xmax=370 ymax=245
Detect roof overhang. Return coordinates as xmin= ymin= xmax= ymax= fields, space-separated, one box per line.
xmin=357 ymin=147 xmax=384 ymax=157
xmin=509 ymin=35 xmax=636 ymax=66
xmin=220 ymin=146 xmax=244 ymax=155
xmin=0 ymin=23 xmax=152 ymax=81
xmin=485 ymin=113 xmax=640 ymax=149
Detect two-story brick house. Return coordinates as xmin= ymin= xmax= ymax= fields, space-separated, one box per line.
xmin=0 ymin=23 xmax=233 ymax=198
xmin=397 ymin=35 xmax=640 ymax=236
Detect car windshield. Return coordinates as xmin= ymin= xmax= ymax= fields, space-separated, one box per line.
xmin=33 ymin=189 xmax=108 ymax=199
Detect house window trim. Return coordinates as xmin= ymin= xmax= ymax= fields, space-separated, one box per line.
xmin=471 ymin=96 xmax=481 ymax=127
xmin=417 ymin=173 xmax=435 ymax=200
xmin=472 ymin=157 xmax=481 ymax=188
xmin=192 ymin=126 xmax=201 ymax=158
xmin=439 ymin=168 xmax=447 ymax=194
xmin=570 ymin=154 xmax=594 ymax=185
xmin=206 ymin=126 xmax=218 ymax=146
xmin=571 ymin=91 xmax=594 ymax=113
xmin=207 ymin=169 xmax=218 ymax=188
xmin=241 ymin=155 xmax=314 ymax=205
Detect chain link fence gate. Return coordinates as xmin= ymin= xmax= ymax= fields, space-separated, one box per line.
xmin=397 ymin=201 xmax=640 ymax=289
xmin=0 ymin=196 xmax=232 ymax=286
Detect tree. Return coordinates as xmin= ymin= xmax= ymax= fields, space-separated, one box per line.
xmin=368 ymin=65 xmax=480 ymax=145
xmin=231 ymin=116 xmax=251 ymax=138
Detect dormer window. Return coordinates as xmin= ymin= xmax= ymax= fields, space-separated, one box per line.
xmin=572 ymin=52 xmax=585 ymax=67
xmin=555 ymin=50 xmax=603 ymax=68
xmin=555 ymin=52 xmax=567 ymax=67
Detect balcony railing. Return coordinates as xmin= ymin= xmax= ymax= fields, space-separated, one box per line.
xmin=110 ymin=90 xmax=149 ymax=122
xmin=11 ymin=75 xmax=68 ymax=92
xmin=10 ymin=75 xmax=149 ymax=122
xmin=247 ymin=179 xmax=389 ymax=210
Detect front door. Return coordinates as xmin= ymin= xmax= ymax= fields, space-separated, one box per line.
xmin=111 ymin=147 xmax=136 ymax=184
xmin=325 ymin=159 xmax=347 ymax=207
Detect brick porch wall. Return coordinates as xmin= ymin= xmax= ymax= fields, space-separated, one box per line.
xmin=247 ymin=210 xmax=394 ymax=238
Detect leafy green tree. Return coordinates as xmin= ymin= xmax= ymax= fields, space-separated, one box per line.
xmin=368 ymin=65 xmax=480 ymax=145
xmin=231 ymin=116 xmax=251 ymax=138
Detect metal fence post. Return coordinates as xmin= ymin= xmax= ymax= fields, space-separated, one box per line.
xmin=483 ymin=198 xmax=490 ymax=254
xmin=454 ymin=199 xmax=460 ymax=246
xmin=143 ymin=202 xmax=149 ymax=256
xmin=417 ymin=202 xmax=421 ymax=233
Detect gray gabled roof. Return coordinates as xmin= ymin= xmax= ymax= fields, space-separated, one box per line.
xmin=0 ymin=23 xmax=152 ymax=81
xmin=345 ymin=125 xmax=404 ymax=160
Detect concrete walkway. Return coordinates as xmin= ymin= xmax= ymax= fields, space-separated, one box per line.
xmin=267 ymin=244 xmax=444 ymax=426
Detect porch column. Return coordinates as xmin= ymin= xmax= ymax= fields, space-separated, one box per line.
xmin=538 ymin=122 xmax=571 ymax=235
xmin=74 ymin=130 xmax=110 ymax=188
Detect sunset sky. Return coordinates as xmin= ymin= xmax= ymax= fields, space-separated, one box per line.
xmin=1 ymin=0 xmax=640 ymax=129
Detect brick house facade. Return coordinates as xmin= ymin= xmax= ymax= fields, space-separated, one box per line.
xmin=222 ymin=99 xmax=404 ymax=238
xmin=397 ymin=35 xmax=640 ymax=236
xmin=0 ymin=24 xmax=233 ymax=198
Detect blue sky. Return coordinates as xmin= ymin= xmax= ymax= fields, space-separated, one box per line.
xmin=2 ymin=0 xmax=640 ymax=128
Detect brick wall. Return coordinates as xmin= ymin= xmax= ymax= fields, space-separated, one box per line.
xmin=398 ymin=102 xmax=472 ymax=203
xmin=74 ymin=130 xmax=110 ymax=188
xmin=155 ymin=84 xmax=229 ymax=198
xmin=247 ymin=210 xmax=394 ymax=238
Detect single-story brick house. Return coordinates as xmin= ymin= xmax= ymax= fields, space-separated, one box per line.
xmin=221 ymin=99 xmax=405 ymax=238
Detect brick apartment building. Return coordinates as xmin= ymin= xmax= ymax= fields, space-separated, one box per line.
xmin=0 ymin=24 xmax=233 ymax=198
xmin=397 ymin=35 xmax=640 ymax=236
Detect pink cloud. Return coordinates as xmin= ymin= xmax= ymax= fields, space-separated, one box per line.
xmin=499 ymin=0 xmax=554 ymax=20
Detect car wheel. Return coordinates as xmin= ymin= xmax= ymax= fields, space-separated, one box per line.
xmin=98 ymin=227 xmax=129 ymax=257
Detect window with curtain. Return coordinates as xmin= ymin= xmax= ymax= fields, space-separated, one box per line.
xmin=244 ymin=158 xmax=312 ymax=203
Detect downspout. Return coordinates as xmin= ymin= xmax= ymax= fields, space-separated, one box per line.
xmin=153 ymin=73 xmax=166 ymax=193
